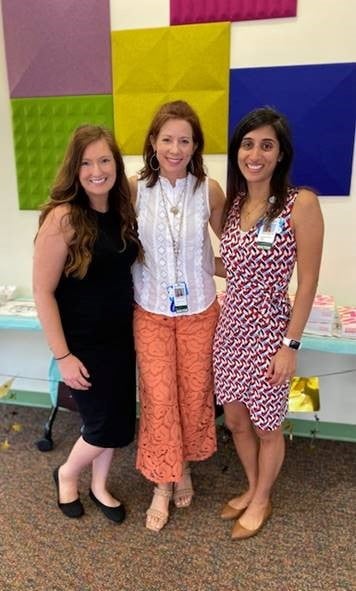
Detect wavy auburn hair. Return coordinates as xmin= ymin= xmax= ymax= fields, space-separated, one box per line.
xmin=139 ymin=100 xmax=206 ymax=191
xmin=37 ymin=125 xmax=142 ymax=278
xmin=223 ymin=106 xmax=294 ymax=227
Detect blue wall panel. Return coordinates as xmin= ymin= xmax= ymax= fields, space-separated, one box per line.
xmin=229 ymin=63 xmax=356 ymax=195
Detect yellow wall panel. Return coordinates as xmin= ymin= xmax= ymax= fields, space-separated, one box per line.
xmin=111 ymin=22 xmax=230 ymax=154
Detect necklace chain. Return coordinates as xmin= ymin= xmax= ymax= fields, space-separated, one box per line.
xmin=159 ymin=177 xmax=188 ymax=282
xmin=159 ymin=176 xmax=188 ymax=215
xmin=244 ymin=200 xmax=267 ymax=217
xmin=242 ymin=194 xmax=275 ymax=218
xmin=240 ymin=194 xmax=276 ymax=231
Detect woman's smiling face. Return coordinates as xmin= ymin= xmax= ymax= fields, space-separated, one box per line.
xmin=151 ymin=118 xmax=196 ymax=183
xmin=237 ymin=125 xmax=281 ymax=188
xmin=78 ymin=138 xmax=116 ymax=209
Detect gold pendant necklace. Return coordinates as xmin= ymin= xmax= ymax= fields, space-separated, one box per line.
xmin=159 ymin=176 xmax=188 ymax=215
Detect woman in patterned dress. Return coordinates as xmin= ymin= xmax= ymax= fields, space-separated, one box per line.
xmin=129 ymin=100 xmax=225 ymax=532
xmin=213 ymin=107 xmax=324 ymax=539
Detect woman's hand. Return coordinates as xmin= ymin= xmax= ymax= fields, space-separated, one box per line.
xmin=266 ymin=346 xmax=297 ymax=386
xmin=215 ymin=256 xmax=227 ymax=278
xmin=58 ymin=355 xmax=91 ymax=390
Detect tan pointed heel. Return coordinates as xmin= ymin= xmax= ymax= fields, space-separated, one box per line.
xmin=220 ymin=500 xmax=247 ymax=521
xmin=231 ymin=502 xmax=272 ymax=540
xmin=146 ymin=485 xmax=173 ymax=532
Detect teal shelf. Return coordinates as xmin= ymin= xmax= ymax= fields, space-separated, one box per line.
xmin=0 ymin=300 xmax=41 ymax=331
xmin=1 ymin=303 xmax=355 ymax=354
xmin=283 ymin=418 xmax=356 ymax=443
xmin=302 ymin=334 xmax=356 ymax=355
xmin=0 ymin=316 xmax=41 ymax=330
xmin=0 ymin=389 xmax=51 ymax=408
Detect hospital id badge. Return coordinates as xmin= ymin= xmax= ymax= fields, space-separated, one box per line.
xmin=167 ymin=282 xmax=189 ymax=314
xmin=256 ymin=217 xmax=284 ymax=250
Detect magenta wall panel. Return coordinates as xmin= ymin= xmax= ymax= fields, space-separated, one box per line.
xmin=170 ymin=0 xmax=297 ymax=25
xmin=1 ymin=0 xmax=111 ymax=98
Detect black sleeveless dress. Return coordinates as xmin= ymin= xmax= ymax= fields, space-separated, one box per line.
xmin=55 ymin=209 xmax=138 ymax=447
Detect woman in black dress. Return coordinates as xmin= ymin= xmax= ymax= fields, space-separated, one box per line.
xmin=33 ymin=125 xmax=142 ymax=521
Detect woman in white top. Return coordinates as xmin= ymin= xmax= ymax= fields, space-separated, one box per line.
xmin=129 ymin=100 xmax=225 ymax=532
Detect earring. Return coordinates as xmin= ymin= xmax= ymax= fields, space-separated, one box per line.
xmin=278 ymin=155 xmax=283 ymax=162
xmin=149 ymin=151 xmax=160 ymax=172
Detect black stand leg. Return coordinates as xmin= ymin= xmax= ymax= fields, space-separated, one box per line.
xmin=36 ymin=404 xmax=58 ymax=451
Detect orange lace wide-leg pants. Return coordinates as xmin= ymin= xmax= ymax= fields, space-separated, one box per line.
xmin=134 ymin=300 xmax=219 ymax=484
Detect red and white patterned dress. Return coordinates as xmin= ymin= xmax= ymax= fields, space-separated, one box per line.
xmin=213 ymin=189 xmax=298 ymax=430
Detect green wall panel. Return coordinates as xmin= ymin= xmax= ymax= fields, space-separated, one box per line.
xmin=11 ymin=95 xmax=114 ymax=210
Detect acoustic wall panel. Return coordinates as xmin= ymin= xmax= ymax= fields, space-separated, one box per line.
xmin=170 ymin=0 xmax=297 ymax=25
xmin=229 ymin=63 xmax=356 ymax=195
xmin=2 ymin=0 xmax=111 ymax=97
xmin=12 ymin=95 xmax=114 ymax=210
xmin=111 ymin=22 xmax=230 ymax=154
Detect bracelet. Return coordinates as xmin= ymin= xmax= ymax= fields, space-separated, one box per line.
xmin=54 ymin=352 xmax=71 ymax=361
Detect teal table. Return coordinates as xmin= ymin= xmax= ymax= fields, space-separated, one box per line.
xmin=1 ymin=310 xmax=356 ymax=442
xmin=0 ymin=314 xmax=41 ymax=331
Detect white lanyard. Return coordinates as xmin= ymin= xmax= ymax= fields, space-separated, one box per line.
xmin=159 ymin=177 xmax=187 ymax=283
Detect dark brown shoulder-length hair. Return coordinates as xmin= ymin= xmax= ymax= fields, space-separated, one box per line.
xmin=37 ymin=124 xmax=142 ymax=278
xmin=139 ymin=100 xmax=206 ymax=192
xmin=223 ymin=106 xmax=294 ymax=227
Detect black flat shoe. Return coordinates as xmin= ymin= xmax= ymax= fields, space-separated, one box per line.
xmin=89 ymin=489 xmax=126 ymax=524
xmin=53 ymin=466 xmax=84 ymax=519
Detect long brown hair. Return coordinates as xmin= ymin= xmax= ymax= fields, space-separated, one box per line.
xmin=139 ymin=100 xmax=206 ymax=191
xmin=223 ymin=106 xmax=294 ymax=227
xmin=38 ymin=125 xmax=142 ymax=278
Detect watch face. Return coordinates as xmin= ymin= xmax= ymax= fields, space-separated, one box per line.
xmin=289 ymin=339 xmax=301 ymax=350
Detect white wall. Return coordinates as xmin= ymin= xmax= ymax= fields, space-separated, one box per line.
xmin=0 ymin=0 xmax=355 ymax=426
xmin=0 ymin=0 xmax=355 ymax=306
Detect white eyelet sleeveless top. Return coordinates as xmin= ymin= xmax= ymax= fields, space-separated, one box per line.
xmin=132 ymin=173 xmax=216 ymax=316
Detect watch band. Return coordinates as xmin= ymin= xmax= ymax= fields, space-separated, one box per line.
xmin=282 ymin=337 xmax=302 ymax=350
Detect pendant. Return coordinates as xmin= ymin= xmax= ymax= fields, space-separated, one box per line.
xmin=170 ymin=206 xmax=179 ymax=215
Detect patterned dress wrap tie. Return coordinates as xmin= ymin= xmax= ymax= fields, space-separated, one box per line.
xmin=213 ymin=189 xmax=298 ymax=431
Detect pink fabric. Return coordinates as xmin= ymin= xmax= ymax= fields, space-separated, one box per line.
xmin=170 ymin=0 xmax=297 ymax=25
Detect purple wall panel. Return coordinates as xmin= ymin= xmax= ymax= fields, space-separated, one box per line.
xmin=2 ymin=0 xmax=111 ymax=97
xmin=170 ymin=0 xmax=297 ymax=25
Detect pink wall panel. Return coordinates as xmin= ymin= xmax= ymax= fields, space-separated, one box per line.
xmin=2 ymin=0 xmax=111 ymax=97
xmin=170 ymin=0 xmax=297 ymax=25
